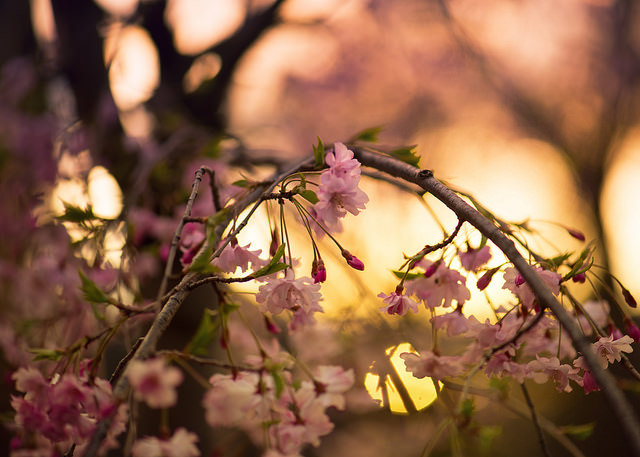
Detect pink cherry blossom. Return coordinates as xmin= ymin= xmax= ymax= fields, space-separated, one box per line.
xmin=526 ymin=356 xmax=582 ymax=392
xmin=591 ymin=334 xmax=634 ymax=369
xmin=458 ymin=245 xmax=491 ymax=272
xmin=378 ymin=289 xmax=420 ymax=316
xmin=255 ymin=274 xmax=323 ymax=330
xmin=485 ymin=353 xmax=529 ymax=383
xmin=131 ymin=428 xmax=200 ymax=457
xmin=502 ymin=266 xmax=561 ymax=311
xmin=203 ymin=372 xmax=263 ymax=427
xmin=400 ymin=351 xmax=463 ymax=380
xmin=314 ymin=173 xmax=368 ymax=229
xmin=214 ymin=239 xmax=265 ymax=273
xmin=432 ymin=310 xmax=470 ymax=336
xmin=127 ymin=358 xmax=183 ymax=408
xmin=313 ymin=365 xmax=355 ymax=410
xmin=405 ymin=260 xmax=471 ymax=309
xmin=325 ymin=142 xmax=361 ymax=179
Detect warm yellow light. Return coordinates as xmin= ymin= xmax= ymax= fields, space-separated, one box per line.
xmin=30 ymin=0 xmax=56 ymax=44
xmin=364 ymin=343 xmax=439 ymax=414
xmin=88 ymin=166 xmax=123 ymax=219
xmin=105 ymin=24 xmax=160 ymax=111
xmin=165 ymin=0 xmax=245 ymax=55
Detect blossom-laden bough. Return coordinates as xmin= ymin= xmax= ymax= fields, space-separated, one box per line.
xmin=6 ymin=139 xmax=640 ymax=457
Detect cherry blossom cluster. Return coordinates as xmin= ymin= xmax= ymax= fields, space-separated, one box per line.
xmin=9 ymin=365 xmax=127 ymax=456
xmin=203 ymin=365 xmax=354 ymax=457
xmin=378 ymin=234 xmax=639 ymax=396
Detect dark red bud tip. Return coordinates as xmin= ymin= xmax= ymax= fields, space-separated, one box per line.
xmin=515 ymin=274 xmax=526 ymax=287
xmin=572 ymin=272 xmax=586 ymax=283
xmin=622 ymin=287 xmax=637 ymax=308
xmin=567 ymin=228 xmax=586 ymax=242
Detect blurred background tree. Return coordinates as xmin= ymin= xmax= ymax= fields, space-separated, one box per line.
xmin=2 ymin=0 xmax=640 ymax=456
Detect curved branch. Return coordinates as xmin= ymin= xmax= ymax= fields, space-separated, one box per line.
xmin=352 ymin=147 xmax=640 ymax=456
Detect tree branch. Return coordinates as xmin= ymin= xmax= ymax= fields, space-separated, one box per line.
xmin=352 ymin=146 xmax=640 ymax=456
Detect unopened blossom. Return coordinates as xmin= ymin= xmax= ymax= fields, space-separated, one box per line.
xmin=132 ymin=428 xmax=200 ymax=457
xmin=311 ymin=259 xmax=327 ymax=283
xmin=400 ymin=351 xmax=463 ymax=380
xmin=591 ymin=334 xmax=634 ymax=369
xmin=573 ymin=357 xmax=600 ymax=394
xmin=179 ymin=223 xmax=205 ymax=267
xmin=526 ymin=356 xmax=582 ymax=392
xmin=378 ymin=288 xmax=420 ymax=316
xmin=458 ymin=245 xmax=491 ymax=272
xmin=502 ymin=266 xmax=561 ymax=311
xmin=127 ymin=358 xmax=183 ymax=408
xmin=214 ymin=239 xmax=265 ymax=273
xmin=341 ymin=250 xmax=364 ymax=271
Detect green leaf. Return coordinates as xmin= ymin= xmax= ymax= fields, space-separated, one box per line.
xmin=253 ymin=244 xmax=289 ymax=278
xmin=459 ymin=397 xmax=475 ymax=421
xmin=313 ymin=137 xmax=325 ymax=169
xmin=79 ymin=271 xmax=113 ymax=305
xmin=29 ymin=348 xmax=65 ymax=362
xmin=232 ymin=179 xmax=249 ymax=187
xmin=206 ymin=207 xmax=230 ymax=230
xmin=58 ymin=202 xmax=96 ymax=223
xmin=185 ymin=310 xmax=219 ymax=356
xmin=560 ymin=423 xmax=595 ymax=441
xmin=389 ymin=145 xmax=420 ymax=167
xmin=271 ymin=370 xmax=285 ymax=398
xmin=391 ymin=270 xmax=424 ymax=281
xmin=352 ymin=126 xmax=383 ymax=143
xmin=299 ymin=189 xmax=319 ymax=204
xmin=188 ymin=244 xmax=218 ymax=273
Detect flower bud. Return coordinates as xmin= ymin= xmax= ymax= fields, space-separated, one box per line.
xmin=624 ymin=318 xmax=640 ymax=343
xmin=341 ymin=249 xmax=364 ymax=271
xmin=477 ymin=267 xmax=499 ymax=291
xmin=312 ymin=259 xmax=327 ymax=283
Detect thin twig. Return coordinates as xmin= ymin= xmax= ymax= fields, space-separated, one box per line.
xmin=521 ymin=383 xmax=552 ymax=457
xmin=157 ymin=167 xmax=206 ymax=300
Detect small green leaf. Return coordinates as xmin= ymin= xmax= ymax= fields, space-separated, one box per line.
xmin=29 ymin=348 xmax=65 ymax=362
xmin=253 ymin=244 xmax=287 ymax=278
xmin=58 ymin=202 xmax=96 ymax=223
xmin=391 ymin=270 xmax=424 ymax=281
xmin=459 ymin=398 xmax=475 ymax=421
xmin=313 ymin=137 xmax=325 ymax=169
xmin=271 ymin=370 xmax=285 ymax=398
xmin=299 ymin=189 xmax=319 ymax=204
xmin=188 ymin=244 xmax=220 ymax=273
xmin=352 ymin=126 xmax=383 ymax=143
xmin=79 ymin=271 xmax=113 ymax=305
xmin=232 ymin=179 xmax=249 ymax=187
xmin=389 ymin=146 xmax=420 ymax=167
xmin=185 ymin=310 xmax=220 ymax=356
xmin=206 ymin=207 xmax=230 ymax=229
xmin=560 ymin=423 xmax=595 ymax=440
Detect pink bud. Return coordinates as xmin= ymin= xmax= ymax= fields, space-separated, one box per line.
xmin=477 ymin=267 xmax=498 ymax=291
xmin=572 ymin=272 xmax=586 ymax=283
xmin=312 ymin=259 xmax=327 ymax=283
xmin=342 ymin=250 xmax=364 ymax=271
xmin=515 ymin=274 xmax=526 ymax=287
xmin=567 ymin=228 xmax=586 ymax=242
xmin=424 ymin=260 xmax=441 ymax=278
